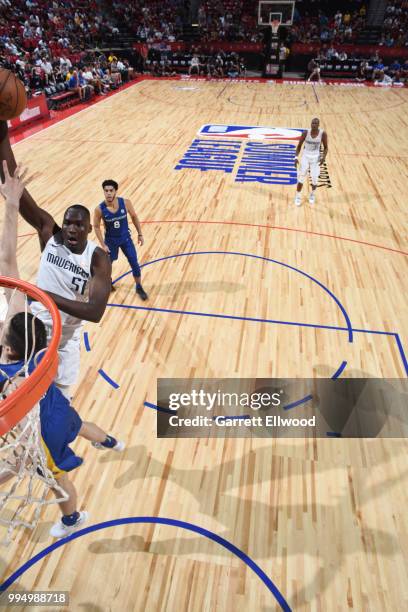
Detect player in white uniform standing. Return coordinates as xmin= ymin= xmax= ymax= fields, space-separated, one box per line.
xmin=294 ymin=117 xmax=328 ymax=206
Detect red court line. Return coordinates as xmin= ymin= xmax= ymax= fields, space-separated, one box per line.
xmin=18 ymin=220 xmax=407 ymax=256
xmin=142 ymin=220 xmax=408 ymax=256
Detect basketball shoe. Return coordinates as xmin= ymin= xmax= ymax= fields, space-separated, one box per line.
xmin=294 ymin=193 xmax=301 ymax=206
xmin=92 ymin=437 xmax=125 ymax=452
xmin=136 ymin=285 xmax=148 ymax=300
xmin=50 ymin=511 xmax=89 ymax=538
xmin=309 ymin=192 xmax=316 ymax=204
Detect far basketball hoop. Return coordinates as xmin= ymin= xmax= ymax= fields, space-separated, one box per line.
xmin=258 ymin=1 xmax=294 ymax=27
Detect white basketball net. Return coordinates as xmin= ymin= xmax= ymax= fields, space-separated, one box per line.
xmin=0 ymin=290 xmax=67 ymax=545
xmin=271 ymin=19 xmax=280 ymax=34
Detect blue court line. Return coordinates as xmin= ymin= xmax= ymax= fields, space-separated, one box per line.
xmin=394 ymin=333 xmax=408 ymax=377
xmin=283 ymin=395 xmax=313 ymax=411
xmin=106 ymin=302 xmax=407 ymax=377
xmin=83 ymin=333 xmax=122 ymax=386
xmin=111 ymin=250 xmax=407 ymax=377
xmin=0 ymin=517 xmax=291 ymax=612
xmin=83 ymin=332 xmax=91 ymax=352
xmin=144 ymin=401 xmax=174 ymax=415
xmin=106 ymin=302 xmax=395 ymax=338
xmin=331 ymin=360 xmax=347 ymax=380
xmin=98 ymin=369 xmax=120 ymax=389
xmin=108 ymin=302 xmax=354 ymax=333
xmin=112 ymin=251 xmax=354 ymax=342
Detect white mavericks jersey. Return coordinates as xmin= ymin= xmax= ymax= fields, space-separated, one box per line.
xmin=31 ymin=235 xmax=97 ymax=334
xmin=303 ymin=128 xmax=323 ymax=159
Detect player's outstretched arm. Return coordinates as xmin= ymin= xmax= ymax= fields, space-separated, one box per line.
xmin=126 ymin=200 xmax=144 ymax=245
xmin=0 ymin=161 xmax=29 ymax=312
xmin=45 ymin=248 xmax=112 ymax=323
xmin=0 ymin=121 xmax=57 ymax=249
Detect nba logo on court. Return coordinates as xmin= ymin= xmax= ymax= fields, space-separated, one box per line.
xmin=198 ymin=124 xmax=304 ymax=141
xmin=176 ymin=123 xmax=306 ymax=184
xmin=175 ymin=124 xmax=331 ymax=187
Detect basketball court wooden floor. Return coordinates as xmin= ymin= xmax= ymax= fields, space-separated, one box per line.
xmin=1 ymin=79 xmax=408 ymax=611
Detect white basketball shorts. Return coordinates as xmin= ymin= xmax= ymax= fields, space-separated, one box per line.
xmin=45 ymin=324 xmax=81 ymax=387
xmin=298 ymin=155 xmax=320 ymax=185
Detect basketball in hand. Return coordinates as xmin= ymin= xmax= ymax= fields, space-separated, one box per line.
xmin=0 ymin=69 xmax=27 ymax=121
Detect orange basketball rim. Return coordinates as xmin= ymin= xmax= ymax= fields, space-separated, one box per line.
xmin=0 ymin=276 xmax=61 ymax=435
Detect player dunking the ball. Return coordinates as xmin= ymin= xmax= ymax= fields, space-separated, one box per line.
xmin=0 ymin=161 xmax=124 ymax=538
xmin=294 ymin=117 xmax=328 ymax=206
xmin=0 ymin=121 xmax=111 ymax=399
xmin=93 ymin=180 xmax=148 ymax=299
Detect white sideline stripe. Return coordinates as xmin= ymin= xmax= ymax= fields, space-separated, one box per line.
xmin=12 ymin=80 xmax=145 ymax=147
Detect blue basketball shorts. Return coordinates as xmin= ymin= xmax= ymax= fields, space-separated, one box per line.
xmin=40 ymin=385 xmax=83 ymax=477
xmin=106 ymin=237 xmax=141 ymax=277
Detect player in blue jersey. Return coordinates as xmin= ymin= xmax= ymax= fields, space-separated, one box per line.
xmin=0 ymin=162 xmax=124 ymax=538
xmin=93 ymin=180 xmax=148 ymax=300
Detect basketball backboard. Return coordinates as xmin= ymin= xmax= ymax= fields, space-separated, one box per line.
xmin=258 ymin=1 xmax=295 ymax=26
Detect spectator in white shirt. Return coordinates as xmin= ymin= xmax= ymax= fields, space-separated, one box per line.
xmin=60 ymin=56 xmax=72 ymax=72
xmin=40 ymin=58 xmax=53 ymax=75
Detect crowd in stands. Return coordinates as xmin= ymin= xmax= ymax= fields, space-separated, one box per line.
xmin=0 ymin=0 xmax=119 ymax=57
xmin=43 ymin=52 xmax=134 ymax=101
xmin=309 ymin=49 xmax=408 ymax=85
xmin=378 ymin=1 xmax=408 ymax=48
xmin=109 ymin=0 xmax=188 ymax=43
xmin=291 ymin=1 xmax=367 ymax=45
xmin=0 ymin=43 xmax=134 ymax=100
xmin=292 ymin=1 xmax=408 ymax=48
xmin=0 ymin=0 xmax=136 ymax=97
xmin=197 ymin=0 xmax=260 ymax=42
xmin=357 ymin=50 xmax=408 ymax=83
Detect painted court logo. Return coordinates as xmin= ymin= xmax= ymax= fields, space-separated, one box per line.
xmin=175 ymin=124 xmax=332 ymax=187
xmin=198 ymin=124 xmax=304 ymax=141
